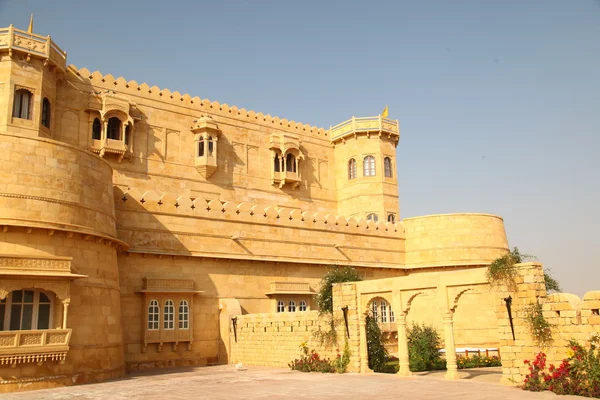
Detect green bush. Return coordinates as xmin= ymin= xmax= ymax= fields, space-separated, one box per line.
xmin=366 ymin=315 xmax=387 ymax=372
xmin=315 ymin=266 xmax=362 ymax=314
xmin=525 ymin=301 xmax=553 ymax=348
xmin=407 ymin=323 xmax=442 ymax=372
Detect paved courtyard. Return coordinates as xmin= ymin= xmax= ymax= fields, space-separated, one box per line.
xmin=1 ymin=366 xmax=580 ymax=400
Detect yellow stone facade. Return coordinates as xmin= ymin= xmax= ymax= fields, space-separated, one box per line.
xmin=0 ymin=24 xmax=518 ymax=392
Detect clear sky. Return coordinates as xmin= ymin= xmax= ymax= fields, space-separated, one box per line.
xmin=1 ymin=0 xmax=598 ymax=297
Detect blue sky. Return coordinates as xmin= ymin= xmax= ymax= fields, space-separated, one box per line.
xmin=1 ymin=0 xmax=598 ymax=296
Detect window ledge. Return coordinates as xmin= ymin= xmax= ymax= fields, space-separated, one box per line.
xmin=0 ymin=329 xmax=71 ymax=366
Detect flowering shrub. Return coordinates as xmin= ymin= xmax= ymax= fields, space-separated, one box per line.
xmin=289 ymin=342 xmax=336 ymax=373
xmin=333 ymin=339 xmax=351 ymax=373
xmin=523 ymin=334 xmax=600 ymax=397
xmin=456 ymin=354 xmax=502 ymax=369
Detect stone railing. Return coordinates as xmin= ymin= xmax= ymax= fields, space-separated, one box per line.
xmin=0 ymin=329 xmax=71 ymax=366
xmin=0 ymin=25 xmax=67 ymax=71
xmin=329 ymin=115 xmax=399 ymax=142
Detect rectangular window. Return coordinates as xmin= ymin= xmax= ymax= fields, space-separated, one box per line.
xmin=37 ymin=304 xmax=50 ymax=329
xmin=10 ymin=304 xmax=21 ymax=330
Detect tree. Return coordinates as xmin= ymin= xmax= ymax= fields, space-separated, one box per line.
xmin=315 ymin=266 xmax=362 ymax=314
xmin=544 ymin=269 xmax=561 ymax=293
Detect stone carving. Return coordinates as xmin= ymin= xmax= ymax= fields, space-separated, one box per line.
xmin=0 ymin=335 xmax=15 ymax=347
xmin=144 ymin=279 xmax=195 ymax=290
xmin=20 ymin=333 xmax=43 ymax=346
xmin=0 ymin=255 xmax=71 ymax=272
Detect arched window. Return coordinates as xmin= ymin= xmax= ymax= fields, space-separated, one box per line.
xmin=348 ymin=158 xmax=357 ymax=179
xmin=178 ymin=300 xmax=189 ymax=329
xmin=148 ymin=300 xmax=159 ymax=330
xmin=363 ymin=156 xmax=375 ymax=177
xmin=384 ymin=157 xmax=393 ymax=178
xmin=163 ymin=300 xmax=174 ymax=330
xmin=299 ymin=300 xmax=307 ymax=312
xmin=387 ymin=214 xmax=395 ymax=223
xmin=107 ymin=117 xmax=121 ymax=140
xmin=208 ymin=136 xmax=214 ymax=156
xmin=41 ymin=98 xmax=51 ymax=128
xmin=277 ymin=300 xmax=285 ymax=313
xmin=371 ymin=301 xmax=378 ymax=322
xmin=367 ymin=213 xmax=378 ymax=222
xmin=286 ymin=153 xmax=296 ymax=172
xmin=274 ymin=154 xmax=281 ymax=172
xmin=12 ymin=89 xmax=33 ymax=120
xmin=198 ymin=139 xmax=205 ymax=157
xmin=288 ymin=301 xmax=296 ymax=312
xmin=381 ymin=301 xmax=388 ymax=323
xmin=1 ymin=289 xmax=52 ymax=331
xmin=92 ymin=118 xmax=102 ymax=140
xmin=390 ymin=305 xmax=396 ymax=323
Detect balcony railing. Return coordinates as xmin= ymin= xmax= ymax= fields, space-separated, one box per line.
xmin=267 ymin=282 xmax=311 ymax=295
xmin=330 ymin=115 xmax=399 ymax=142
xmin=0 ymin=25 xmax=67 ymax=71
xmin=0 ymin=329 xmax=71 ymax=366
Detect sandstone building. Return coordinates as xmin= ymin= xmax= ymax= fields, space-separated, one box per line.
xmin=0 ymin=23 xmax=512 ymax=391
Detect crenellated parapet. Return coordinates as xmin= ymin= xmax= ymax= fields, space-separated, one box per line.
xmin=113 ymin=187 xmax=406 ymax=268
xmin=66 ymin=66 xmax=330 ymax=139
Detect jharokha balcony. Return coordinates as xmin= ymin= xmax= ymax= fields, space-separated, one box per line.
xmin=0 ymin=25 xmax=67 ymax=71
xmin=329 ymin=115 xmax=400 ymax=144
xmin=0 ymin=329 xmax=72 ymax=366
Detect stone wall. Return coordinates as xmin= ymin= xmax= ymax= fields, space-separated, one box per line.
xmin=0 ymin=133 xmax=117 ymax=238
xmin=229 ymin=283 xmax=362 ymax=372
xmin=403 ymin=214 xmax=509 ymax=268
xmin=497 ymin=263 xmax=600 ymax=385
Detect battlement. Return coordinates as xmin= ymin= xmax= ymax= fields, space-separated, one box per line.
xmin=115 ymin=187 xmax=403 ymax=237
xmin=113 ymin=187 xmax=405 ymax=268
xmin=67 ymin=66 xmax=330 ymax=139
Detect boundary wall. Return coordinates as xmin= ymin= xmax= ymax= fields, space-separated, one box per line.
xmin=229 ymin=284 xmax=361 ymax=372
xmin=496 ymin=263 xmax=600 ymax=385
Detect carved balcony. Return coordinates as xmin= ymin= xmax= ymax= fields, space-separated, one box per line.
xmin=191 ymin=116 xmax=221 ymax=179
xmin=329 ymin=115 xmax=400 ymax=145
xmin=0 ymin=329 xmax=72 ymax=366
xmin=0 ymin=25 xmax=67 ymax=72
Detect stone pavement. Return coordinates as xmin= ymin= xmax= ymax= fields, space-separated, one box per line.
xmin=0 ymin=366 xmax=581 ymax=400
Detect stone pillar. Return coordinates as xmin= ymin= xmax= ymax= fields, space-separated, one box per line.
xmin=396 ymin=313 xmax=412 ymax=376
xmin=358 ymin=315 xmax=371 ymax=373
xmin=282 ymin=153 xmax=287 ymax=172
xmin=102 ymin=121 xmax=108 ymax=143
xmin=203 ymin=135 xmax=209 ymax=157
xmin=213 ymin=136 xmax=218 ymax=158
xmin=62 ymin=300 xmax=70 ymax=329
xmin=121 ymin=122 xmax=126 ymax=144
xmin=443 ymin=311 xmax=459 ymax=380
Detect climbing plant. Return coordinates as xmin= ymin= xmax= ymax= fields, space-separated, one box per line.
xmin=486 ymin=247 xmax=535 ymax=290
xmin=525 ymin=300 xmax=554 ymax=348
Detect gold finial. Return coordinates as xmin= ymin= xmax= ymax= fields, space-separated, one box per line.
xmin=27 ymin=13 xmax=34 ymax=33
